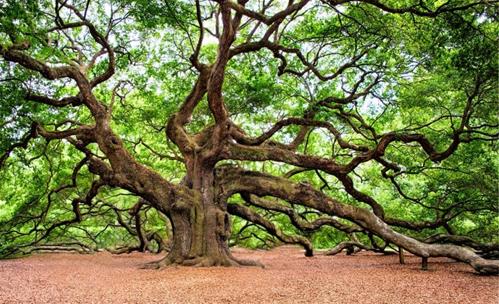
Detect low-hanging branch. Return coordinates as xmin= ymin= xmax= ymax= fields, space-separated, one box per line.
xmin=227 ymin=203 xmax=314 ymax=256
xmin=240 ymin=193 xmax=363 ymax=234
xmin=219 ymin=167 xmax=499 ymax=274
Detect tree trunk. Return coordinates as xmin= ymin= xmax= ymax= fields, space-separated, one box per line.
xmin=163 ymin=205 xmax=235 ymax=266
xmin=145 ymin=162 xmax=260 ymax=268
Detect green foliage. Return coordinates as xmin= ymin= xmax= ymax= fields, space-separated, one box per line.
xmin=0 ymin=0 xmax=497 ymax=255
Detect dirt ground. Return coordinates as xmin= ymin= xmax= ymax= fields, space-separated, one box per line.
xmin=0 ymin=246 xmax=497 ymax=304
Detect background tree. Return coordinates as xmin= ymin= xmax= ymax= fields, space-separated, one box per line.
xmin=0 ymin=0 xmax=497 ymax=273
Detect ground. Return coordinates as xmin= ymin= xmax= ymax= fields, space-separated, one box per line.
xmin=0 ymin=246 xmax=497 ymax=304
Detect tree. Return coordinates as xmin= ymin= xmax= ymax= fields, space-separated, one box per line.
xmin=0 ymin=0 xmax=498 ymax=273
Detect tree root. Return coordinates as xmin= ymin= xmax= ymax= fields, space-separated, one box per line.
xmin=140 ymin=254 xmax=264 ymax=269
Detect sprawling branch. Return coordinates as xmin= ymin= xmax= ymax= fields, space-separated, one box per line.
xmin=0 ymin=122 xmax=38 ymax=168
xmin=227 ymin=0 xmax=310 ymax=26
xmin=0 ymin=43 xmax=78 ymax=80
xmin=231 ymin=117 xmax=368 ymax=151
xmin=241 ymin=193 xmax=362 ymax=233
xmin=325 ymin=0 xmax=493 ymax=17
xmin=56 ymin=0 xmax=116 ymax=87
xmin=423 ymin=234 xmax=499 ymax=256
xmin=25 ymin=93 xmax=83 ymax=107
xmin=218 ymin=168 xmax=499 ymax=274
xmin=227 ymin=203 xmax=314 ymax=256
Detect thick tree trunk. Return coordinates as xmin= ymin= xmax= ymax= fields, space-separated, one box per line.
xmin=145 ymin=163 xmax=260 ymax=268
xmin=163 ymin=205 xmax=234 ymax=266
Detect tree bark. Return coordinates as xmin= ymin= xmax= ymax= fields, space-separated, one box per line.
xmin=145 ymin=163 xmax=260 ymax=268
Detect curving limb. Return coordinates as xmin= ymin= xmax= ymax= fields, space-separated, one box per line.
xmin=218 ymin=168 xmax=499 ymax=274
xmin=227 ymin=203 xmax=314 ymax=256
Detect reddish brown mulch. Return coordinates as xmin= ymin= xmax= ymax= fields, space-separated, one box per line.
xmin=0 ymin=246 xmax=497 ymax=304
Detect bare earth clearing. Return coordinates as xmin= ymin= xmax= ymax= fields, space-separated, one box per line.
xmin=0 ymin=246 xmax=497 ymax=304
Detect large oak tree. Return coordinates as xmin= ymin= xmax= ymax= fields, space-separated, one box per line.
xmin=0 ymin=0 xmax=498 ymax=274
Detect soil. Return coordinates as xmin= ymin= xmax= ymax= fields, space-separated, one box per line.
xmin=0 ymin=246 xmax=497 ymax=304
